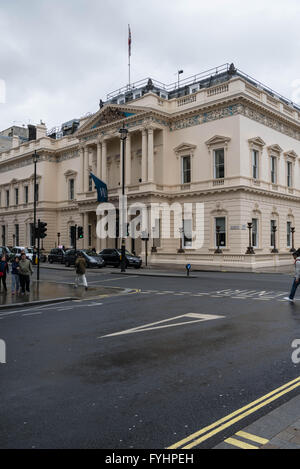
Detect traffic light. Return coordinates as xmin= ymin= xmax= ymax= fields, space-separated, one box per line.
xmin=38 ymin=221 xmax=47 ymax=239
xmin=77 ymin=226 xmax=83 ymax=239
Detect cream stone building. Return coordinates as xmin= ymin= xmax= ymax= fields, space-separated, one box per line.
xmin=1 ymin=63 xmax=300 ymax=270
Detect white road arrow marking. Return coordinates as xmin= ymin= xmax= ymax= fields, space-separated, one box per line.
xmin=99 ymin=313 xmax=225 ymax=338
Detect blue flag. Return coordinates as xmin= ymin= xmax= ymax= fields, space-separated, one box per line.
xmin=90 ymin=173 xmax=108 ymax=203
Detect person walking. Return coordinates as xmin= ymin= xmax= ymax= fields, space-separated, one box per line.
xmin=0 ymin=255 xmax=9 ymax=293
xmin=19 ymin=252 xmax=33 ymax=295
xmin=11 ymin=256 xmax=20 ymax=295
xmin=284 ymin=249 xmax=300 ymax=303
xmin=75 ymin=252 xmax=88 ymax=291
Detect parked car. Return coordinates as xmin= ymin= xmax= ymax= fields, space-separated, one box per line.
xmin=0 ymin=246 xmax=12 ymax=262
xmin=48 ymin=248 xmax=66 ymax=264
xmin=11 ymin=246 xmax=34 ymax=262
xmin=99 ymin=248 xmax=142 ymax=268
xmin=64 ymin=249 xmax=105 ymax=268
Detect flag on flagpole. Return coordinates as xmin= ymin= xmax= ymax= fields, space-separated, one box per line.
xmin=128 ymin=24 xmax=132 ymax=57
xmin=90 ymin=173 xmax=108 ymax=203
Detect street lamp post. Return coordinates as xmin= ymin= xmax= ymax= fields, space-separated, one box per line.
xmin=178 ymin=227 xmax=185 ymax=253
xmin=32 ymin=150 xmax=39 ymax=251
xmin=271 ymin=224 xmax=279 ymax=253
xmin=290 ymin=227 xmax=296 ymax=253
xmin=151 ymin=226 xmax=157 ymax=253
xmin=246 ymin=222 xmax=255 ymax=254
xmin=119 ymin=124 xmax=128 ymax=273
xmin=178 ymin=69 xmax=183 ymax=89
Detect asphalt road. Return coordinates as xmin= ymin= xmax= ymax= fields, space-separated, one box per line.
xmin=1 ymin=266 xmax=300 ymax=449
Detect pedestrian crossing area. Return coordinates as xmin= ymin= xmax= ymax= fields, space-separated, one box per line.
xmin=140 ymin=288 xmax=289 ymax=302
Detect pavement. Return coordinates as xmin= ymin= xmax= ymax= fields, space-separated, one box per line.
xmin=40 ymin=262 xmax=294 ymax=276
xmin=214 ymin=394 xmax=300 ymax=449
xmin=0 ymin=279 xmax=128 ymax=309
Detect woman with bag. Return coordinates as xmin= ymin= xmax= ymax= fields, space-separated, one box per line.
xmin=0 ymin=254 xmax=9 ymax=293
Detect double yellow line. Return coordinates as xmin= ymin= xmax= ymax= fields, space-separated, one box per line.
xmin=168 ymin=376 xmax=300 ymax=449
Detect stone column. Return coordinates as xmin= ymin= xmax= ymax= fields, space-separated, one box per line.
xmin=141 ymin=129 xmax=147 ymax=182
xmin=96 ymin=214 xmax=101 ymax=252
xmin=84 ymin=146 xmax=89 ymax=192
xmin=147 ymin=128 xmax=154 ymax=182
xmin=96 ymin=142 xmax=102 ymax=180
xmin=125 ymin=133 xmax=131 ymax=186
xmin=83 ymin=212 xmax=89 ymax=249
xmin=101 ymin=140 xmax=107 ymax=183
xmin=80 ymin=146 xmax=84 ymax=193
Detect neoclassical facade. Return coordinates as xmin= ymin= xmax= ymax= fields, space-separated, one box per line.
xmin=1 ymin=64 xmax=300 ymax=269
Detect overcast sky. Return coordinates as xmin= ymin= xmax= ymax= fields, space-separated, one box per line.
xmin=1 ymin=0 xmax=300 ymax=131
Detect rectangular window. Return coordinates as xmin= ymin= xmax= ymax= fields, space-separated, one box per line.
xmin=69 ymin=179 xmax=75 ymax=200
xmin=6 ymin=190 xmax=9 ymax=207
xmin=15 ymin=188 xmax=19 ymax=205
xmin=182 ymin=155 xmax=191 ymax=184
xmin=30 ymin=223 xmax=34 ymax=247
xmin=88 ymin=224 xmax=92 ymax=247
xmin=24 ymin=186 xmax=29 ymax=204
xmin=214 ymin=149 xmax=225 ymax=179
xmin=1 ymin=225 xmax=5 ymax=245
xmin=183 ymin=219 xmax=193 ymax=248
xmin=287 ymin=162 xmax=292 ymax=187
xmin=271 ymin=157 xmax=277 ymax=184
xmin=15 ymin=224 xmax=19 ymax=245
xmin=270 ymin=220 xmax=276 ymax=247
xmin=252 ymin=150 xmax=258 ymax=179
xmin=252 ymin=218 xmax=258 ymax=248
xmin=88 ymin=175 xmax=93 ymax=192
xmin=287 ymin=222 xmax=292 ymax=247
xmin=215 ymin=217 xmax=226 ymax=247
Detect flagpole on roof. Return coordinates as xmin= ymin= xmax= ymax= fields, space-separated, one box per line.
xmin=128 ymin=24 xmax=131 ymax=91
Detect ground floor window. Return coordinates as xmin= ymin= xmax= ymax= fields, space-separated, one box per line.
xmin=215 ymin=217 xmax=226 ymax=247
xmin=1 ymin=225 xmax=5 ymax=245
xmin=287 ymin=221 xmax=292 ymax=248
xmin=252 ymin=218 xmax=258 ymax=248
xmin=183 ymin=219 xmax=192 ymax=248
xmin=15 ymin=224 xmax=19 ymax=246
xmin=270 ymin=220 xmax=277 ymax=247
xmin=88 ymin=224 xmax=92 ymax=247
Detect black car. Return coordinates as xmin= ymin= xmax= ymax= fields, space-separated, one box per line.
xmin=99 ymin=248 xmax=142 ymax=268
xmin=64 ymin=249 xmax=105 ymax=268
xmin=48 ymin=248 xmax=66 ymax=264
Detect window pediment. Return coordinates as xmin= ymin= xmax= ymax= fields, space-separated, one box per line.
xmin=64 ymin=169 xmax=77 ymax=178
xmin=205 ymin=135 xmax=231 ymax=148
xmin=267 ymin=144 xmax=283 ymax=155
xmin=284 ymin=150 xmax=298 ymax=159
xmin=248 ymin=137 xmax=265 ymax=148
xmin=174 ymin=142 xmax=197 ymax=155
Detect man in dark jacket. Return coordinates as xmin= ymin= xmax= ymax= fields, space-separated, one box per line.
xmin=0 ymin=254 xmax=9 ymax=293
